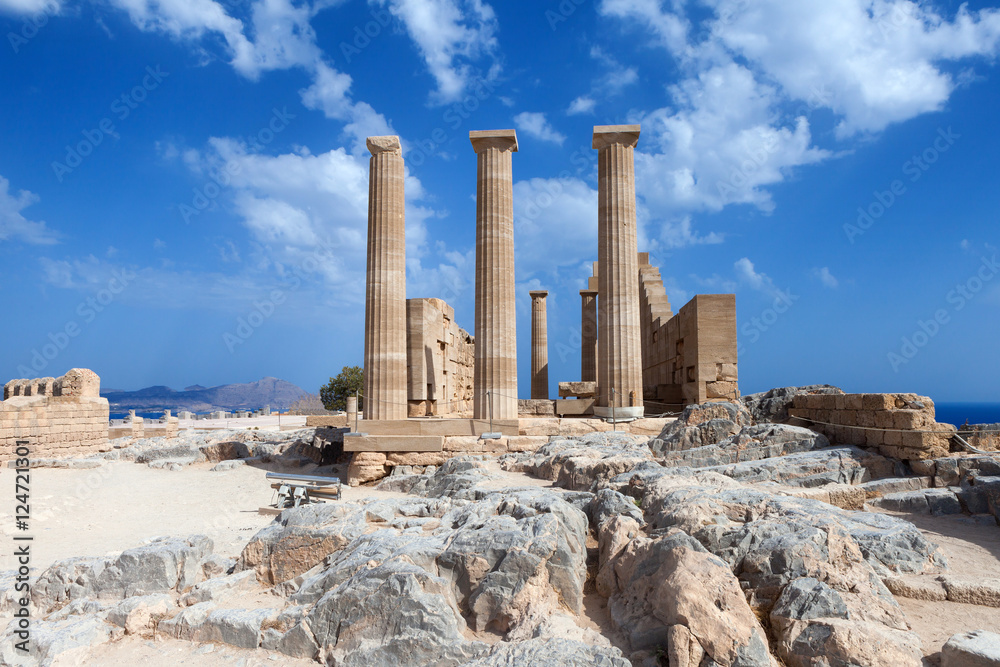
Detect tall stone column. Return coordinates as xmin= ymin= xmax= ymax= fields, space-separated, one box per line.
xmin=580 ymin=289 xmax=598 ymax=383
xmin=529 ymin=290 xmax=549 ymax=399
xmin=594 ymin=125 xmax=644 ymax=418
xmin=471 ymin=130 xmax=519 ymax=421
xmin=363 ymin=135 xmax=407 ymax=421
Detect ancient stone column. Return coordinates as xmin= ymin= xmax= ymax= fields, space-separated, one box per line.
xmin=594 ymin=125 xmax=644 ymax=418
xmin=529 ymin=290 xmax=549 ymax=400
xmin=363 ymin=135 xmax=407 ymax=421
xmin=580 ymin=289 xmax=598 ymax=383
xmin=470 ymin=130 xmax=519 ymax=421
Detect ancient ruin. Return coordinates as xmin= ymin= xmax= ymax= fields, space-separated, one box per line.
xmin=363 ymin=136 xmax=408 ymax=421
xmin=1 ymin=368 xmax=110 ymax=458
xmin=529 ymin=290 xmax=549 ymax=400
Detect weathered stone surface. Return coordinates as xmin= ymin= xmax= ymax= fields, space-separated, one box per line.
xmin=0 ymin=614 xmax=114 ymax=665
xmin=941 ymin=576 xmax=1000 ymax=607
xmin=741 ymin=385 xmax=844 ymax=424
xmin=180 ymin=570 xmax=257 ymax=606
xmin=651 ymin=401 xmax=752 ymax=454
xmin=869 ymin=488 xmax=963 ymax=515
xmin=33 ymin=535 xmax=213 ymax=613
xmin=460 ymin=637 xmax=631 ymax=666
xmin=698 ymin=446 xmax=892 ymax=488
xmin=657 ymin=423 xmax=829 ymax=469
xmin=107 ymin=593 xmax=174 ymax=635
xmin=942 ymin=630 xmax=1000 ymax=667
xmin=503 ymin=436 xmax=654 ymax=492
xmin=601 ymin=531 xmax=772 ymax=665
xmin=883 ymin=574 xmax=948 ymax=601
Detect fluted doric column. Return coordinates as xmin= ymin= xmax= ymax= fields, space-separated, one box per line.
xmin=580 ymin=289 xmax=598 ymax=383
xmin=594 ymin=125 xmax=644 ymax=418
xmin=363 ymin=135 xmax=407 ymax=421
xmin=530 ymin=290 xmax=549 ymax=399
xmin=470 ymin=130 xmax=519 ymax=421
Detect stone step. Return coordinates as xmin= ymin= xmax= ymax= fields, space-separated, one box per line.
xmin=344 ymin=435 xmax=444 ymax=453
xmin=352 ymin=419 xmax=519 ymax=437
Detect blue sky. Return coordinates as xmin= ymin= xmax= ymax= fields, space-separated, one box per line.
xmin=1 ymin=0 xmax=998 ymax=403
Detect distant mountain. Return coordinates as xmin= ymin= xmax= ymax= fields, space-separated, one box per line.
xmin=101 ymin=377 xmax=308 ymax=413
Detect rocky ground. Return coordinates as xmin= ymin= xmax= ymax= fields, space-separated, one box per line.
xmin=2 ymin=391 xmax=1000 ymax=666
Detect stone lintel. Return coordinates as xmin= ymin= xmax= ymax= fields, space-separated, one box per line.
xmin=367 ymin=135 xmax=402 ymax=156
xmin=592 ymin=124 xmax=641 ymax=150
xmin=470 ymin=129 xmax=519 ymax=153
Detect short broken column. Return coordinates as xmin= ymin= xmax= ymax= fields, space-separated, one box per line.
xmin=470 ymin=130 xmax=519 ymax=421
xmin=580 ymin=289 xmax=598 ymax=383
xmin=363 ymin=135 xmax=407 ymax=421
xmin=530 ymin=290 xmax=549 ymax=400
xmin=594 ymin=124 xmax=644 ymax=419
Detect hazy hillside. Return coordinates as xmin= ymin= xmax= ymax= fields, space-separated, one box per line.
xmin=101 ymin=377 xmax=308 ymax=413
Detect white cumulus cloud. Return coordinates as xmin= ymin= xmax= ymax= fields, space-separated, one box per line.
xmin=0 ymin=176 xmax=59 ymax=246
xmin=513 ymin=112 xmax=566 ymax=145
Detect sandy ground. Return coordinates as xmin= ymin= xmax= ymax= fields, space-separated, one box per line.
xmin=886 ymin=512 xmax=1000 ymax=663
xmin=0 ymin=460 xmax=411 ymax=574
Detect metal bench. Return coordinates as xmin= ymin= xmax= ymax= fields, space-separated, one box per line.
xmin=266 ymin=472 xmax=342 ymax=508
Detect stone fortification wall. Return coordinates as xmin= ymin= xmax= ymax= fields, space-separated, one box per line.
xmin=406 ymin=298 xmax=475 ymax=417
xmin=1 ymin=369 xmax=110 ymax=460
xmin=788 ymin=393 xmax=955 ymax=460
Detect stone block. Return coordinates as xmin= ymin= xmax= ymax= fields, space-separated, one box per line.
xmin=558 ymin=382 xmax=597 ymax=398
xmin=344 ymin=435 xmax=443 ymax=452
xmin=386 ymin=452 xmax=448 ymax=466
xmin=862 ymin=393 xmax=895 ymax=411
xmin=942 ymin=630 xmax=1000 ymax=667
xmin=555 ymin=398 xmax=596 ymax=417
xmin=505 ymin=436 xmax=549 ymax=453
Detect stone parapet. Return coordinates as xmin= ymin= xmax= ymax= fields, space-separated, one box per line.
xmin=1 ymin=369 xmax=110 ymax=460
xmin=788 ymin=393 xmax=955 ymax=460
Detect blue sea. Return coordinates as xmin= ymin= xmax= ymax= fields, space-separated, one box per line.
xmin=934 ymin=403 xmax=1000 ymax=427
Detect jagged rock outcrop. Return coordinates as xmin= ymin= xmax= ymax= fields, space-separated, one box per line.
xmin=651 ymin=401 xmax=753 ymax=453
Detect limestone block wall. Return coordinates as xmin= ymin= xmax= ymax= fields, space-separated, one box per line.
xmin=788 ymin=393 xmax=955 ymax=460
xmin=1 ymin=369 xmax=110 ymax=460
xmin=407 ymin=298 xmax=475 ymax=417
xmin=639 ymin=279 xmax=739 ymax=407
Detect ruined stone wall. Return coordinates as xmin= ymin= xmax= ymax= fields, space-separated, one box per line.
xmin=788 ymin=393 xmax=955 ymax=460
xmin=1 ymin=369 xmax=110 ymax=460
xmin=638 ymin=257 xmax=739 ymax=407
xmin=406 ymin=298 xmax=475 ymax=417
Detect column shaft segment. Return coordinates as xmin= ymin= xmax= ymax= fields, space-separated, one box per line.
xmin=471 ymin=130 xmax=519 ymax=421
xmin=363 ymin=135 xmax=407 ymax=420
xmin=530 ymin=291 xmax=549 ymax=399
xmin=594 ymin=125 xmax=644 ymax=417
xmin=580 ymin=290 xmax=598 ymax=383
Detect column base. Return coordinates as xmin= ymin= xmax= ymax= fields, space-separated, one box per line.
xmin=594 ymin=406 xmax=645 ymax=422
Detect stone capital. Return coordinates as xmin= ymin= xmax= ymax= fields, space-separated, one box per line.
xmin=592 ymin=124 xmax=640 ymax=150
xmin=367 ymin=135 xmax=402 ymax=156
xmin=529 ymin=290 xmax=549 ymax=299
xmin=580 ymin=289 xmax=598 ymax=297
xmin=470 ymin=129 xmax=519 ymax=154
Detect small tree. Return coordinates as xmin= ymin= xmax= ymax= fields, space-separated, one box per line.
xmin=320 ymin=366 xmax=363 ymax=412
